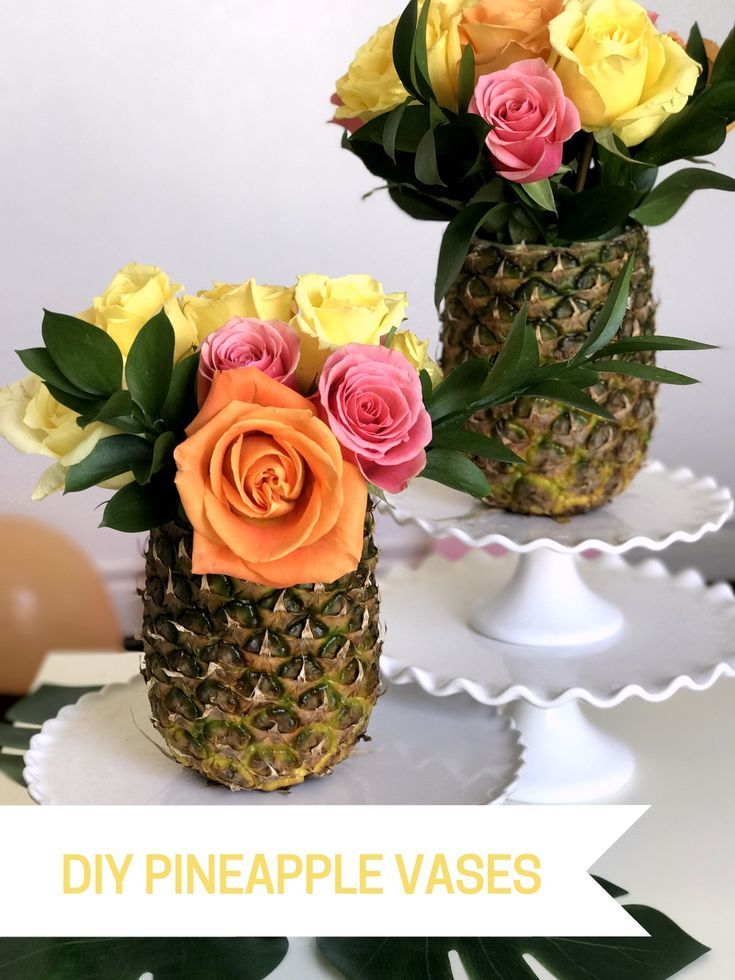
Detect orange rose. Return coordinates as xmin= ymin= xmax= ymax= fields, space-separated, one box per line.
xmin=174 ymin=368 xmax=367 ymax=587
xmin=460 ymin=0 xmax=564 ymax=75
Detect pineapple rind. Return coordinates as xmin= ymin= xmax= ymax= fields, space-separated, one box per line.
xmin=440 ymin=226 xmax=657 ymax=517
xmin=142 ymin=509 xmax=382 ymax=792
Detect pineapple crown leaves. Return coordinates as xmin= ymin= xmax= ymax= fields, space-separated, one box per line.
xmin=344 ymin=4 xmax=735 ymax=271
xmin=420 ymin=257 xmax=715 ymax=499
xmin=16 ymin=309 xmax=199 ymax=533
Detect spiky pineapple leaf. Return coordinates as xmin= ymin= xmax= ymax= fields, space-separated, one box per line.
xmin=0 ymin=938 xmax=289 ymax=980
xmin=421 ymin=448 xmax=492 ymax=497
xmin=594 ymin=336 xmax=716 ymax=356
xmin=571 ymin=254 xmax=635 ymax=364
xmin=523 ymin=381 xmax=615 ymax=420
xmin=592 ymin=361 xmax=699 ymax=386
xmin=318 ymin=895 xmax=709 ymax=980
xmin=41 ymin=310 xmax=123 ymax=397
xmin=430 ymin=429 xmax=523 ymax=465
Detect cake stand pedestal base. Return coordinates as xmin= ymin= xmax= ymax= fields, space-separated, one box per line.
xmin=505 ymin=701 xmax=635 ymax=803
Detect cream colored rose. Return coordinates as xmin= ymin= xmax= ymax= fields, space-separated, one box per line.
xmin=180 ymin=279 xmax=295 ymax=344
xmin=549 ymin=0 xmax=701 ymax=147
xmin=0 ymin=376 xmax=126 ymax=499
xmin=81 ymin=263 xmax=196 ymax=362
xmin=292 ymin=274 xmax=408 ymax=387
xmin=334 ymin=0 xmax=473 ymax=122
xmin=391 ymin=330 xmax=443 ymax=387
xmin=460 ymin=0 xmax=564 ymax=75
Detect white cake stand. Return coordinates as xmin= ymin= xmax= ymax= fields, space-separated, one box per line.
xmin=379 ymin=462 xmax=735 ymax=803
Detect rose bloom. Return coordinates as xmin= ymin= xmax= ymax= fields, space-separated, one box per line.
xmin=78 ymin=262 xmax=196 ymax=363
xmin=181 ymin=279 xmax=295 ymax=345
xmin=470 ymin=59 xmax=581 ymax=183
xmin=0 ymin=375 xmax=127 ymax=499
xmin=174 ymin=368 xmax=367 ymax=587
xmin=318 ymin=344 xmax=432 ymax=494
xmin=197 ymin=317 xmax=301 ymax=405
xmin=460 ymin=0 xmax=564 ymax=75
xmin=333 ymin=0 xmax=470 ymax=125
xmin=292 ymin=274 xmax=408 ymax=388
xmin=389 ymin=330 xmax=444 ymax=388
xmin=549 ymin=0 xmax=700 ymax=147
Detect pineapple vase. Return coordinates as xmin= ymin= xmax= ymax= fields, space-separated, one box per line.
xmin=440 ymin=227 xmax=657 ymax=517
xmin=142 ymin=508 xmax=382 ymax=792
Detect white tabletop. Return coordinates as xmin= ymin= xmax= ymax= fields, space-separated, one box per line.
xmin=3 ymin=652 xmax=733 ymax=978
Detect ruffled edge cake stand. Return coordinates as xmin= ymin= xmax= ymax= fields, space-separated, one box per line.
xmin=379 ymin=462 xmax=735 ymax=803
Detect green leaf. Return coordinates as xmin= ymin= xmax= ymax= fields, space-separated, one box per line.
xmin=16 ymin=347 xmax=86 ymax=396
xmin=524 ymin=380 xmax=615 ymax=420
xmin=0 ymin=723 xmax=33 ymax=751
xmin=571 ymin=253 xmax=635 ymax=364
xmin=594 ymin=128 xmax=652 ymax=166
xmin=383 ymin=100 xmax=410 ymax=163
xmin=515 ymin=178 xmax=556 ymax=212
xmin=457 ymin=44 xmax=476 ymax=113
xmin=592 ymin=360 xmax=699 ymax=385
xmin=430 ymin=428 xmax=523 ymax=464
xmin=7 ymin=685 xmax=101 ymax=726
xmin=483 ymin=306 xmax=539 ymax=404
xmin=132 ymin=431 xmax=177 ymax=485
xmin=125 ymin=309 xmax=175 ymax=422
xmin=435 ymin=203 xmax=499 ymax=306
xmin=425 ymin=357 xmax=490 ymax=423
xmin=82 ymin=390 xmax=147 ymax=433
xmin=42 ymin=311 xmax=123 ymax=396
xmin=596 ymin=335 xmax=716 ymax=356
xmin=0 ymin=755 xmax=25 ymax=787
xmin=100 ymin=476 xmax=179 ymax=532
xmin=411 ymin=0 xmax=435 ymax=101
xmin=557 ymin=186 xmax=642 ymax=240
xmin=161 ymin=352 xmax=200 ymax=431
xmin=415 ymin=128 xmax=445 ymax=187
xmin=419 ymin=368 xmax=434 ymax=402
xmin=421 ymin=448 xmax=492 ymax=497
xmin=393 ymin=0 xmax=420 ymax=98
xmin=0 ymin=938 xmax=289 ymax=980
xmin=636 ymin=83 xmax=735 ymax=166
xmin=318 ymin=901 xmax=709 ymax=980
xmin=711 ymin=22 xmax=735 ymax=86
xmin=64 ymin=435 xmax=153 ymax=494
xmin=687 ymin=23 xmax=709 ymax=97
xmin=388 ymin=184 xmax=461 ymax=221
xmin=44 ymin=385 xmax=102 ymax=417
xmin=632 ymin=168 xmax=735 ymax=225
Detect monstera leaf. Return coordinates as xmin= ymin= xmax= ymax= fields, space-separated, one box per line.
xmin=0 ymin=938 xmax=289 ymax=980
xmin=318 ymin=882 xmax=709 ymax=980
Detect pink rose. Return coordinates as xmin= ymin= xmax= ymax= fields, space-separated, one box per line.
xmin=197 ymin=317 xmax=300 ymax=405
xmin=318 ymin=344 xmax=432 ymax=494
xmin=470 ymin=58 xmax=581 ymax=184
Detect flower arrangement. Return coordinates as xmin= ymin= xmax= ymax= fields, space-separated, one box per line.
xmin=0 ymin=259 xmax=705 ymax=585
xmin=334 ymin=0 xmax=735 ymax=302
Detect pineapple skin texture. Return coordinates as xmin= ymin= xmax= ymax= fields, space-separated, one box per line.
xmin=440 ymin=226 xmax=657 ymax=517
xmin=142 ymin=509 xmax=382 ymax=792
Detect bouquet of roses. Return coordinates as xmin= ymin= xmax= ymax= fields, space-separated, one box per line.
xmin=334 ymin=0 xmax=735 ymax=302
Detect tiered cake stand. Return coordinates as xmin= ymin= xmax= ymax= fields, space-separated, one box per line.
xmin=380 ymin=462 xmax=735 ymax=803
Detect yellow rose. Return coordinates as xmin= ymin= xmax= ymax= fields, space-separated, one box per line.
xmin=549 ymin=0 xmax=701 ymax=147
xmin=180 ymin=279 xmax=295 ymax=344
xmin=460 ymin=0 xmax=564 ymax=75
xmin=334 ymin=0 xmax=472 ymax=122
xmin=82 ymin=263 xmax=196 ymax=362
xmin=0 ymin=376 xmax=127 ymax=499
xmin=292 ymin=275 xmax=408 ymax=387
xmin=390 ymin=330 xmax=444 ymax=387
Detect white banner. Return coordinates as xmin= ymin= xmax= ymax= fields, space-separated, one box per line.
xmin=0 ymin=805 xmax=648 ymax=937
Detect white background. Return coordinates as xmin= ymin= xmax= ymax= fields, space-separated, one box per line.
xmin=0 ymin=0 xmax=733 ymax=620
